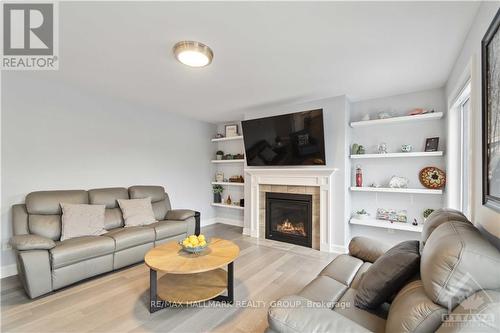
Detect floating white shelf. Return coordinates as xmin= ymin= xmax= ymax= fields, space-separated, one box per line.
xmin=350 ymin=218 xmax=423 ymax=232
xmin=211 ymin=159 xmax=245 ymax=164
xmin=350 ymin=112 xmax=443 ymax=128
xmin=350 ymin=151 xmax=444 ymax=159
xmin=211 ymin=136 xmax=243 ymax=142
xmin=211 ymin=203 xmax=244 ymax=210
xmin=211 ymin=181 xmax=245 ymax=187
xmin=350 ymin=187 xmax=443 ymax=195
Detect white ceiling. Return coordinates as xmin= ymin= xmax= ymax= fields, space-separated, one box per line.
xmin=12 ymin=1 xmax=479 ymax=122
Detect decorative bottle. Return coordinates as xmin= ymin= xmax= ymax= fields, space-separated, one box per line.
xmin=355 ymin=165 xmax=363 ymax=187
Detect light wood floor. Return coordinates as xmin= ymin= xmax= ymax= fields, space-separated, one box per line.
xmin=1 ymin=224 xmax=337 ymax=333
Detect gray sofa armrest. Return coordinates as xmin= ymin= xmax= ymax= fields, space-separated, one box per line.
xmin=10 ymin=234 xmax=56 ymax=251
xmin=268 ymin=295 xmax=371 ymax=333
xmin=165 ymin=209 xmax=196 ymax=221
xmin=348 ymin=236 xmax=391 ymax=263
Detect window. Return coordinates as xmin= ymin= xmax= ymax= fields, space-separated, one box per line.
xmin=448 ymin=81 xmax=471 ymax=217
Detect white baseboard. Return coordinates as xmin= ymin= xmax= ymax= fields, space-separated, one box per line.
xmin=330 ymin=244 xmax=348 ymax=254
xmin=242 ymin=227 xmax=251 ymax=235
xmin=201 ymin=218 xmax=217 ymax=227
xmin=213 ymin=217 xmax=244 ymax=227
xmin=1 ymin=264 xmax=17 ymax=278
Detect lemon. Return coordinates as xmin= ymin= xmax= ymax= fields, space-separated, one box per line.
xmin=198 ymin=234 xmax=205 ymax=242
xmin=190 ymin=238 xmax=199 ymax=246
xmin=199 ymin=240 xmax=207 ymax=247
xmin=182 ymin=239 xmax=190 ymax=246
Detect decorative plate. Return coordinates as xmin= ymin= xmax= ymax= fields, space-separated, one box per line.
xmin=419 ymin=167 xmax=446 ymax=189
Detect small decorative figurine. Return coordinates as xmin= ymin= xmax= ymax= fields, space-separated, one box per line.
xmin=216 ymin=150 xmax=224 ymax=160
xmin=412 ymin=218 xmax=419 ymax=226
xmin=226 ymin=195 xmax=232 ymax=205
xmin=401 ymin=144 xmax=412 ymax=152
xmin=389 ymin=176 xmax=409 ymax=188
xmin=378 ymin=142 xmax=388 ymax=154
xmin=355 ymin=165 xmax=363 ymax=187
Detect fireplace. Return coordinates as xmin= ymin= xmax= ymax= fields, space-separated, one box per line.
xmin=265 ymin=192 xmax=312 ymax=248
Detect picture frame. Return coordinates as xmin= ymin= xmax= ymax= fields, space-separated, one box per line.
xmin=482 ymin=9 xmax=500 ymax=211
xmin=225 ymin=124 xmax=238 ymax=137
xmin=424 ymin=137 xmax=439 ymax=152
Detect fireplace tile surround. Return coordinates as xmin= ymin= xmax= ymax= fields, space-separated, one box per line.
xmin=244 ymin=168 xmax=338 ymax=252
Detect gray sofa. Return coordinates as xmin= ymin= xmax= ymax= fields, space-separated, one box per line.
xmin=267 ymin=209 xmax=500 ymax=333
xmin=10 ymin=185 xmax=199 ymax=299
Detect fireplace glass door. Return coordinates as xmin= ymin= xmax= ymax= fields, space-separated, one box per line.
xmin=265 ymin=192 xmax=312 ymax=248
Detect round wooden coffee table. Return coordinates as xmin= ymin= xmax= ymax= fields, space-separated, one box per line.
xmin=145 ymin=238 xmax=239 ymax=313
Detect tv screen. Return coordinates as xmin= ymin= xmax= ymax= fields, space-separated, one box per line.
xmin=242 ymin=109 xmax=326 ymax=166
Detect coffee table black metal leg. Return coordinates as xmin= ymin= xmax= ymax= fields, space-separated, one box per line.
xmin=212 ymin=261 xmax=234 ymax=304
xmin=149 ymin=269 xmax=157 ymax=313
xmin=227 ymin=262 xmax=234 ymax=304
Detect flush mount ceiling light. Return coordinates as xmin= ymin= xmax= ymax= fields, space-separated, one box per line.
xmin=173 ymin=41 xmax=213 ymax=67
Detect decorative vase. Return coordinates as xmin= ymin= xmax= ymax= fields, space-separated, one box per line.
xmin=216 ymin=155 xmax=222 ymax=160
xmin=214 ymin=193 xmax=221 ymax=203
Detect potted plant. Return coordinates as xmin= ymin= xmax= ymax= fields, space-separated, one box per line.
xmin=423 ymin=208 xmax=434 ymax=222
xmin=213 ymin=185 xmax=224 ymax=203
xmin=216 ymin=150 xmax=224 ymax=160
xmin=354 ymin=209 xmax=370 ymax=219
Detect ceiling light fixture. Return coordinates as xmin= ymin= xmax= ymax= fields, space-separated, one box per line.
xmin=173 ymin=41 xmax=213 ymax=67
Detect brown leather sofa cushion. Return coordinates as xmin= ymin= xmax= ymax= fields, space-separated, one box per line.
xmin=355 ymin=240 xmax=420 ymax=310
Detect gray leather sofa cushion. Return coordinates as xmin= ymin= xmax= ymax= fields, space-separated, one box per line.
xmin=420 ymin=208 xmax=470 ymax=251
xmin=129 ymin=185 xmax=171 ymax=220
xmin=104 ymin=208 xmax=124 ymax=230
xmin=436 ymin=290 xmax=500 ymax=333
xmin=166 ymin=209 xmax=196 ymax=221
xmin=151 ymin=220 xmax=187 ymax=240
xmin=268 ymin=295 xmax=372 ymax=333
xmin=12 ymin=204 xmax=29 ymax=235
xmin=129 ymin=185 xmax=166 ymax=202
xmin=10 ymin=234 xmax=56 ymax=251
xmin=355 ymin=240 xmax=420 ymax=310
xmin=89 ymin=188 xmax=129 ymax=230
xmin=298 ymin=276 xmax=347 ymax=303
xmin=29 ymin=214 xmax=61 ymax=240
xmin=26 ymin=190 xmax=88 ymax=215
xmin=319 ymin=254 xmax=363 ymax=286
xmin=350 ymin=262 xmax=372 ymax=290
xmin=50 ymin=236 xmax=115 ymax=269
xmin=104 ymin=226 xmax=155 ymax=251
xmin=88 ymin=187 xmax=129 ymax=208
xmin=349 ymin=237 xmax=391 ymax=263
xmin=421 ymin=221 xmax=500 ymax=309
xmin=386 ymin=280 xmax=447 ymax=333
xmin=334 ymin=289 xmax=387 ymax=333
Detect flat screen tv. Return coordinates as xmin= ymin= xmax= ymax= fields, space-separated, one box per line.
xmin=242 ymin=109 xmax=326 ymax=166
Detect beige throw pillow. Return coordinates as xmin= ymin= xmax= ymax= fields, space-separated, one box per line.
xmin=60 ymin=203 xmax=106 ymax=241
xmin=117 ymin=197 xmax=156 ymax=227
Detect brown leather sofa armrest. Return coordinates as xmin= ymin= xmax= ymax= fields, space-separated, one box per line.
xmin=348 ymin=236 xmax=391 ymax=263
xmin=165 ymin=209 xmax=196 ymax=221
xmin=10 ymin=234 xmax=56 ymax=251
xmin=268 ymin=295 xmax=371 ymax=333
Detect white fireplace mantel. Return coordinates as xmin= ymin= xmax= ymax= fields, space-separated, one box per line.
xmin=244 ymin=167 xmax=337 ymax=252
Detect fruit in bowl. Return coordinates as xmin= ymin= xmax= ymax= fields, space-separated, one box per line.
xmin=180 ymin=234 xmax=209 ymax=253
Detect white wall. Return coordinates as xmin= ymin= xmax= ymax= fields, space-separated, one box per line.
xmin=1 ymin=73 xmax=216 ymax=272
xmin=349 ymin=88 xmax=447 ymax=245
xmin=242 ymin=95 xmax=350 ymax=250
xmin=445 ymin=2 xmax=500 ymax=247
